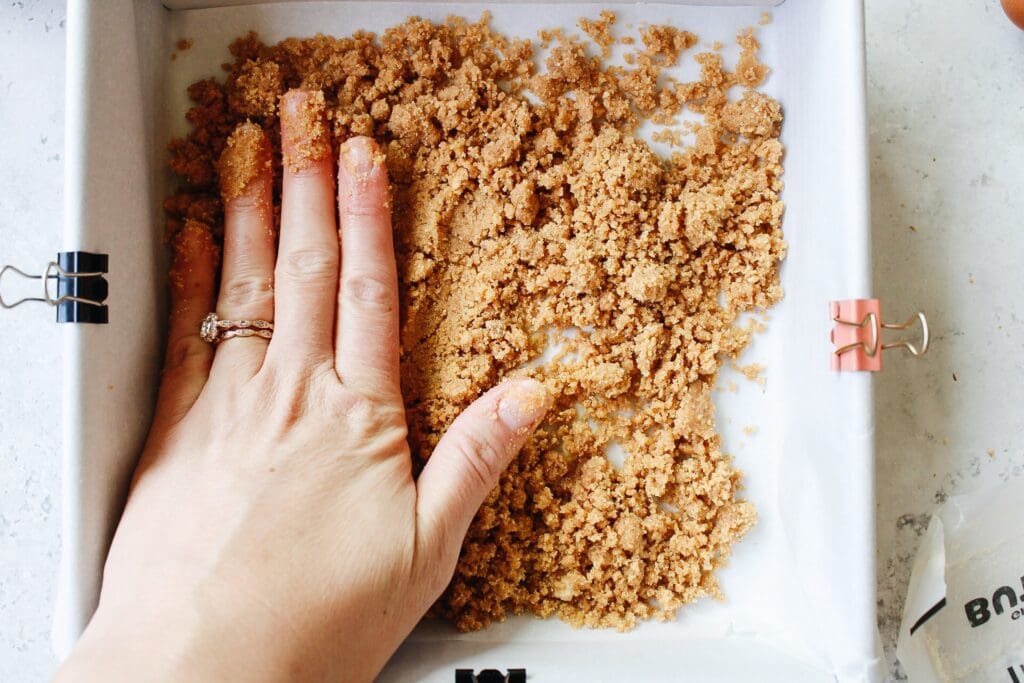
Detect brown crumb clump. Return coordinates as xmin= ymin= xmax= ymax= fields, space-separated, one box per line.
xmin=579 ymin=10 xmax=617 ymax=57
xmin=640 ymin=24 xmax=697 ymax=66
xmin=176 ymin=38 xmax=193 ymax=51
xmin=651 ymin=128 xmax=684 ymax=147
xmin=217 ymin=121 xmax=271 ymax=200
xmin=721 ymin=90 xmax=783 ymax=138
xmin=165 ymin=16 xmax=785 ymax=632
xmin=227 ymin=59 xmax=283 ymax=117
xmin=734 ymin=28 xmax=769 ymax=88
xmin=734 ymin=362 xmax=767 ymax=384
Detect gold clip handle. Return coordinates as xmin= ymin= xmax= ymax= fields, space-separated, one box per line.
xmin=832 ymin=310 xmax=929 ymax=359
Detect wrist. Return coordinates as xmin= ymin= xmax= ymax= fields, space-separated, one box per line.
xmin=55 ymin=601 xmax=208 ymax=683
xmin=56 ymin=593 xmax=385 ymax=683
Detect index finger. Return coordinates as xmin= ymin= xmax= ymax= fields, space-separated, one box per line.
xmin=334 ymin=136 xmax=400 ymax=395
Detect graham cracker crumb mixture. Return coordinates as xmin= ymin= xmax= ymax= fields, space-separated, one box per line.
xmin=165 ymin=13 xmax=785 ymax=631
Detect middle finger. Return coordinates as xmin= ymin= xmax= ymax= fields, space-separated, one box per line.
xmin=267 ymin=88 xmax=340 ymax=370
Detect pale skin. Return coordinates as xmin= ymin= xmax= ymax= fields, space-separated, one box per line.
xmin=54 ymin=89 xmax=551 ymax=682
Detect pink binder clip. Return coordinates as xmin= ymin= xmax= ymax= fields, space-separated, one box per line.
xmin=830 ymin=299 xmax=929 ymax=371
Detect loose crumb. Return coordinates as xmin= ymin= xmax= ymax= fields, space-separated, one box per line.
xmin=578 ymin=10 xmax=616 ymax=58
xmin=651 ymin=128 xmax=684 ymax=147
xmin=759 ymin=12 xmax=772 ymax=26
xmin=743 ymin=425 xmax=759 ymax=436
xmin=734 ymin=362 xmax=766 ymax=383
xmin=165 ymin=15 xmax=785 ymax=633
xmin=640 ymin=24 xmax=697 ymax=66
xmin=176 ymin=38 xmax=193 ymax=51
xmin=734 ymin=28 xmax=769 ymax=88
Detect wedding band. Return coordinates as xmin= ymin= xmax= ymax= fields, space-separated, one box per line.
xmin=200 ymin=312 xmax=274 ymax=344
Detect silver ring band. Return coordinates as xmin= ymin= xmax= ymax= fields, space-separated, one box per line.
xmin=200 ymin=312 xmax=274 ymax=344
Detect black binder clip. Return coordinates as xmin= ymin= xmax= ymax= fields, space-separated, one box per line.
xmin=455 ymin=669 xmax=526 ymax=683
xmin=0 ymin=252 xmax=109 ymax=324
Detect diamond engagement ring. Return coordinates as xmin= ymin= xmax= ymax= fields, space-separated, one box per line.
xmin=200 ymin=312 xmax=274 ymax=344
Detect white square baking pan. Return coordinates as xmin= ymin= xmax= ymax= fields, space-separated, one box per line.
xmin=57 ymin=1 xmax=877 ymax=680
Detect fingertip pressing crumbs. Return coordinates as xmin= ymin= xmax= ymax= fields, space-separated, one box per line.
xmin=280 ymin=89 xmax=332 ymax=173
xmin=217 ymin=121 xmax=271 ymax=200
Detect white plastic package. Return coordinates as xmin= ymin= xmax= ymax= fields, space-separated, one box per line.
xmin=897 ymin=476 xmax=1024 ymax=682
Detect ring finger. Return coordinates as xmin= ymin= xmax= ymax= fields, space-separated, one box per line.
xmin=211 ymin=121 xmax=276 ymax=378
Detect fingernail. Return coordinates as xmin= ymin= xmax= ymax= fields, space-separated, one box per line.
xmin=497 ymin=379 xmax=551 ymax=431
xmin=339 ymin=137 xmax=380 ymax=181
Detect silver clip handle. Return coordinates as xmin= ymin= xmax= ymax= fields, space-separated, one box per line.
xmin=0 ymin=262 xmax=106 ymax=309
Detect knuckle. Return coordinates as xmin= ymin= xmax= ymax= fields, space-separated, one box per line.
xmin=341 ymin=200 xmax=389 ymax=219
xmin=328 ymin=384 xmax=397 ymax=425
xmin=220 ymin=274 xmax=273 ymax=309
xmin=280 ymin=247 xmax=337 ymax=281
xmin=448 ymin=430 xmax=503 ymax=491
xmin=254 ymin=368 xmax=316 ymax=435
xmin=226 ymin=190 xmax=264 ymax=212
xmin=288 ymin=161 xmax=332 ymax=180
xmin=329 ymin=384 xmax=374 ymax=419
xmin=165 ymin=334 xmax=209 ymax=373
xmin=343 ymin=273 xmax=394 ymax=310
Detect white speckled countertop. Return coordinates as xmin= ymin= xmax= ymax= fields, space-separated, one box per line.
xmin=1 ymin=0 xmax=1021 ymax=680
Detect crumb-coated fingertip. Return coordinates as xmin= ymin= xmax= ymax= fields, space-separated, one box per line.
xmin=174 ymin=219 xmax=214 ymax=252
xmin=173 ymin=220 xmax=220 ymax=265
xmin=279 ymin=88 xmax=332 ymax=173
xmin=217 ymin=121 xmax=271 ymax=200
xmin=169 ymin=219 xmax=218 ymax=293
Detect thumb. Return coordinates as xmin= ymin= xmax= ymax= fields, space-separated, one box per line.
xmin=415 ymin=378 xmax=551 ymax=559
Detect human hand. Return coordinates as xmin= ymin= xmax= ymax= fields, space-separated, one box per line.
xmin=55 ymin=89 xmax=550 ymax=682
